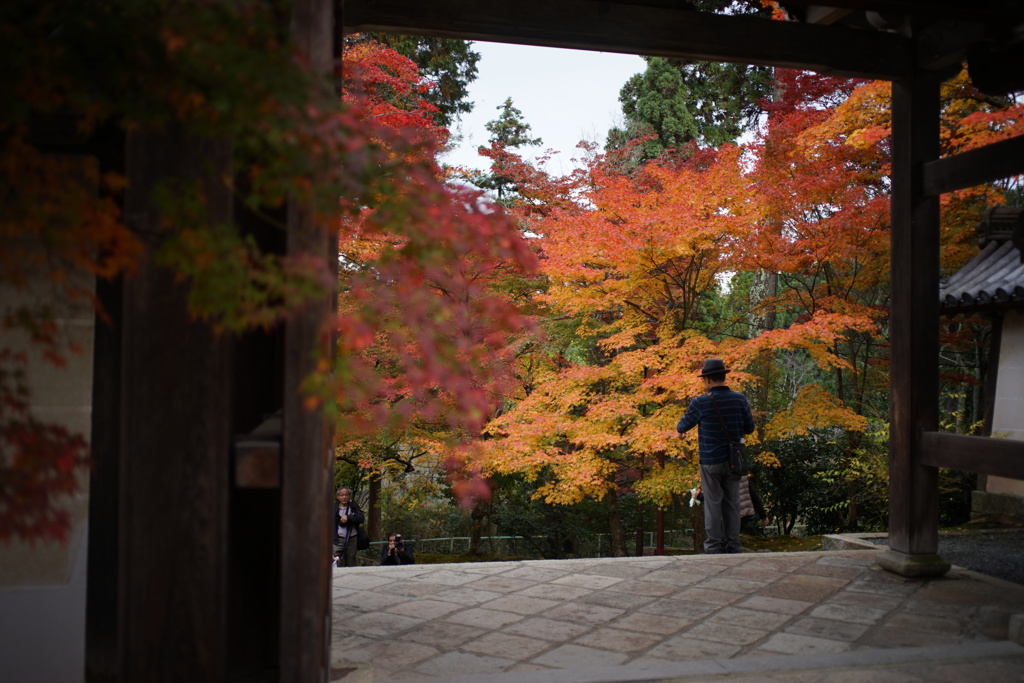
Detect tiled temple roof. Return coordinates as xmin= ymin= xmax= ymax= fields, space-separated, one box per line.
xmin=940 ymin=207 xmax=1024 ymax=313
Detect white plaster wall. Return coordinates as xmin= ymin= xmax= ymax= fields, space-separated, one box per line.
xmin=0 ymin=266 xmax=92 ymax=682
xmin=990 ymin=309 xmax=1024 ymax=495
xmin=0 ymin=527 xmax=88 ymax=683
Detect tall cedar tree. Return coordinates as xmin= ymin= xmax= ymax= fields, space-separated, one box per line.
xmin=470 ymin=97 xmax=544 ymax=203
xmin=606 ymin=0 xmax=773 ymax=165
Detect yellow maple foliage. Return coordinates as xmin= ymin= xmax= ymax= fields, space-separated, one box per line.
xmin=762 ymin=383 xmax=868 ymax=441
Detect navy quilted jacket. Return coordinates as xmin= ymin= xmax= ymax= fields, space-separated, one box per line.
xmin=676 ymin=386 xmax=755 ymax=464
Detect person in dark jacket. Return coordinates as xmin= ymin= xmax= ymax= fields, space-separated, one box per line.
xmin=333 ymin=487 xmax=365 ymax=567
xmin=380 ymin=532 xmax=415 ymax=565
xmin=676 ymin=358 xmax=755 ymax=554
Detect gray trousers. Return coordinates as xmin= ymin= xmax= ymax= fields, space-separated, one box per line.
xmin=700 ymin=462 xmax=741 ymax=554
xmin=334 ymin=534 xmax=358 ymax=567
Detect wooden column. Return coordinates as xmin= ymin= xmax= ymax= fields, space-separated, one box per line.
xmin=877 ymin=69 xmax=950 ymax=578
xmin=279 ymin=0 xmax=336 ymax=680
xmin=85 ymin=124 xmax=126 ymax=683
xmin=117 ymin=124 xmax=235 ymax=679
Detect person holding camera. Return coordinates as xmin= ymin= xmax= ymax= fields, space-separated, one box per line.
xmin=380 ymin=532 xmax=415 ymax=565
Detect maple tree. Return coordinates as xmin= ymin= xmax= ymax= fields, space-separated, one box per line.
xmin=742 ymin=70 xmax=887 ymax=428
xmin=476 ymin=136 xmax=881 ymax=551
xmin=330 ymin=39 xmax=541 ymax=540
xmin=477 ymin=62 xmax=1022 ymax=543
xmin=738 ymin=67 xmax=1022 ymax=531
xmin=358 ymin=34 xmax=481 ymax=129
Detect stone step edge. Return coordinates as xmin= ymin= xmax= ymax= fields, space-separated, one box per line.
xmin=397 ymin=641 xmax=1024 ymax=683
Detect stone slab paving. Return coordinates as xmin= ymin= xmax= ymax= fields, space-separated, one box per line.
xmin=330 ymin=550 xmax=1024 ymax=682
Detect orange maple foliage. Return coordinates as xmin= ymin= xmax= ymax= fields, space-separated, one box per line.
xmin=478 ymin=138 xmax=878 ymax=508
xmin=479 ymin=65 xmax=1021 ymax=514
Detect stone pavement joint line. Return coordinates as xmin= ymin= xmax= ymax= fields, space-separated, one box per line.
xmin=330 ymin=551 xmax=1024 ymax=682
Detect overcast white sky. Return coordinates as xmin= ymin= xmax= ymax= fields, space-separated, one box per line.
xmin=440 ymin=41 xmax=647 ymax=177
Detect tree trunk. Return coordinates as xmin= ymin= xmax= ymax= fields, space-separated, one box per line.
xmin=747 ymin=269 xmax=778 ymax=413
xmin=635 ymin=505 xmax=645 ymax=557
xmin=367 ymin=474 xmax=382 ymax=542
xmin=845 ymin=478 xmax=858 ymax=529
xmin=607 ymin=490 xmax=627 ymax=557
xmin=468 ymin=500 xmax=486 ymax=555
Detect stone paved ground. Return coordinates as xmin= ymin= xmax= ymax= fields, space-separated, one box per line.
xmin=330 ymin=550 xmax=1024 ymax=682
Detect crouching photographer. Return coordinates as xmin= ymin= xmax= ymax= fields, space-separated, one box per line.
xmin=381 ymin=532 xmax=415 ymax=565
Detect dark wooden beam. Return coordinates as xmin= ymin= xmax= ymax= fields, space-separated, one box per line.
xmin=884 ymin=69 xmax=944 ymax=567
xmin=923 ymin=135 xmax=1024 ymax=197
xmin=778 ymin=0 xmax=1022 ymax=21
xmin=119 ymin=124 xmax=234 ymax=679
xmin=279 ymin=1 xmax=335 ymax=681
xmin=86 ymin=275 xmax=122 ymax=680
xmin=345 ymin=0 xmax=913 ymax=79
xmin=84 ymin=123 xmax=127 ymax=682
xmin=921 ymin=431 xmax=1024 ymax=479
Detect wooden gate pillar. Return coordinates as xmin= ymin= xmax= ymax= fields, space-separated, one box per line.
xmin=86 ymin=2 xmax=337 ymax=679
xmin=279 ymin=1 xmax=336 ymax=679
xmin=877 ymin=68 xmax=950 ymax=578
xmin=115 ymin=124 xmax=235 ymax=681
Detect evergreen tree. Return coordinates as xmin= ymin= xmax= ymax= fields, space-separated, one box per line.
xmin=611 ymin=57 xmax=700 ymax=161
xmin=476 ymin=97 xmax=543 ymax=201
xmin=607 ymin=0 xmax=773 ymax=165
xmin=485 ymin=97 xmax=543 ymax=148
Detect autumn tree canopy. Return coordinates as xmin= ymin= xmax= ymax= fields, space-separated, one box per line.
xmin=473 ymin=63 xmax=1023 ymax=549
xmin=358 ymin=33 xmax=481 ymax=128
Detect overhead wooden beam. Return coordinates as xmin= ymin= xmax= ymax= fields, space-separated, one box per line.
xmin=345 ymin=0 xmax=913 ymax=79
xmin=804 ymin=6 xmax=853 ymax=25
xmin=779 ymin=0 xmax=1023 ymax=21
xmin=921 ymin=432 xmax=1024 ymax=480
xmin=924 ymin=135 xmax=1024 ymax=197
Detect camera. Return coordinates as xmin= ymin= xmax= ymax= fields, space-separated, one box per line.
xmin=394 ymin=534 xmax=404 ymax=550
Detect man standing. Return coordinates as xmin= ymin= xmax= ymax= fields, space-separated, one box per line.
xmin=333 ymin=487 xmax=365 ymax=567
xmin=676 ymin=359 xmax=755 ymax=554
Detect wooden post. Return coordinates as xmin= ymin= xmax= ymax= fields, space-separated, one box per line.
xmin=85 ymin=123 xmax=126 ymax=682
xmin=117 ymin=124 xmax=235 ymax=680
xmin=877 ymin=68 xmax=950 ymax=578
xmin=279 ymin=1 xmax=336 ymax=680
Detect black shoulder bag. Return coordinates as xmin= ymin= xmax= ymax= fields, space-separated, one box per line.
xmin=709 ymin=393 xmax=748 ymax=478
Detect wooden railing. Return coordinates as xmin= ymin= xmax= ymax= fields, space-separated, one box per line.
xmin=921 ymin=432 xmax=1024 ymax=479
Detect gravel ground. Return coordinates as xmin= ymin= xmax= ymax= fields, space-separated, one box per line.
xmin=937 ymin=530 xmax=1024 ymax=585
xmin=869 ymin=529 xmax=1024 ymax=585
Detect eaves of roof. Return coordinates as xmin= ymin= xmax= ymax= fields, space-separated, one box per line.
xmin=940 ymin=239 xmax=1024 ymax=314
